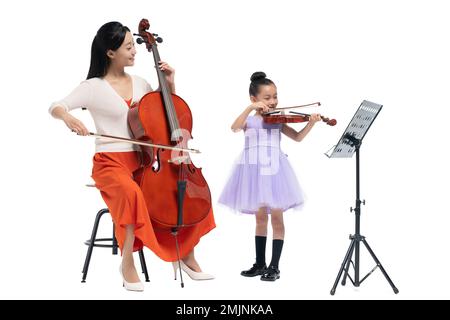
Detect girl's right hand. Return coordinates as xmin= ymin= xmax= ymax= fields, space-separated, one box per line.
xmin=250 ymin=101 xmax=270 ymax=113
xmin=62 ymin=113 xmax=89 ymax=136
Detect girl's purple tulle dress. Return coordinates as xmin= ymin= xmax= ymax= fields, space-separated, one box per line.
xmin=219 ymin=115 xmax=305 ymax=214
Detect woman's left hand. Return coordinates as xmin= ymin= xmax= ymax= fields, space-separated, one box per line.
xmin=158 ymin=61 xmax=175 ymax=86
xmin=309 ymin=113 xmax=322 ymax=124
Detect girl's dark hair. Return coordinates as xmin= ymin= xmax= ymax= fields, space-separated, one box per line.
xmin=87 ymin=21 xmax=130 ymax=79
xmin=249 ymin=71 xmax=275 ymax=96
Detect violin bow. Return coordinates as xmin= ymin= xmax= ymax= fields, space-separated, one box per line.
xmin=262 ymin=102 xmax=321 ymax=115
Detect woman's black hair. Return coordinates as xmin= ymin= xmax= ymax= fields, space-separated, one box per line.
xmin=86 ymin=21 xmax=130 ymax=79
xmin=249 ymin=71 xmax=275 ymax=96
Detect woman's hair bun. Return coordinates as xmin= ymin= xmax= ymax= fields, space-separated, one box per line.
xmin=250 ymin=71 xmax=267 ymax=82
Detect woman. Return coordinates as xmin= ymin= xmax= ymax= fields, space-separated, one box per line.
xmin=49 ymin=21 xmax=215 ymax=291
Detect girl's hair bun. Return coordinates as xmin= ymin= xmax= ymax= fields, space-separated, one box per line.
xmin=250 ymin=71 xmax=267 ymax=82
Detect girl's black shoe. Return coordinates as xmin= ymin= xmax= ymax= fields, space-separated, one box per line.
xmin=240 ymin=263 xmax=267 ymax=277
xmin=260 ymin=266 xmax=280 ymax=281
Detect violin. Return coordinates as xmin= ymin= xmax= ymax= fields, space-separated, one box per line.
xmin=261 ymin=102 xmax=337 ymax=126
xmin=263 ymin=111 xmax=337 ymax=126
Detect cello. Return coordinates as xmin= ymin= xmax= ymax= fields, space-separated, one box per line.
xmin=128 ymin=19 xmax=212 ymax=286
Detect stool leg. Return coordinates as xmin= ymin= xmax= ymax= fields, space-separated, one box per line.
xmin=138 ymin=249 xmax=150 ymax=282
xmin=81 ymin=208 xmax=109 ymax=283
xmin=112 ymin=223 xmax=118 ymax=255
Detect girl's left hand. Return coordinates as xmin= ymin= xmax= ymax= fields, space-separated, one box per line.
xmin=159 ymin=61 xmax=175 ymax=85
xmin=309 ymin=113 xmax=322 ymax=124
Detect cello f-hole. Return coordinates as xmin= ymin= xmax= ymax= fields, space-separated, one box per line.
xmin=152 ymin=149 xmax=162 ymax=172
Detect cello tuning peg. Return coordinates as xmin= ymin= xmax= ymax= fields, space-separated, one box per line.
xmin=136 ymin=38 xmax=145 ymax=45
xmin=152 ymin=33 xmax=163 ymax=42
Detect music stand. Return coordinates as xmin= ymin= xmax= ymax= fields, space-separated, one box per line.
xmin=326 ymin=100 xmax=398 ymax=295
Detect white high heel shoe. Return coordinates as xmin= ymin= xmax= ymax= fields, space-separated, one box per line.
xmin=172 ymin=260 xmax=215 ymax=280
xmin=119 ymin=263 xmax=144 ymax=292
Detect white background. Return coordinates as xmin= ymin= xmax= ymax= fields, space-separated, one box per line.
xmin=0 ymin=0 xmax=449 ymax=300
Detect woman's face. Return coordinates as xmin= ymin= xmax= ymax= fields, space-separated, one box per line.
xmin=251 ymin=84 xmax=278 ymax=109
xmin=107 ymin=31 xmax=136 ymax=68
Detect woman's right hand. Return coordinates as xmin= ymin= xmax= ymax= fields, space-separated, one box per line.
xmin=250 ymin=101 xmax=270 ymax=113
xmin=62 ymin=113 xmax=89 ymax=136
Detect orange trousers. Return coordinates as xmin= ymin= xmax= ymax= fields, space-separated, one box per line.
xmin=91 ymin=151 xmax=216 ymax=262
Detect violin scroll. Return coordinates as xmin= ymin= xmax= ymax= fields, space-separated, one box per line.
xmin=324 ymin=117 xmax=337 ymax=126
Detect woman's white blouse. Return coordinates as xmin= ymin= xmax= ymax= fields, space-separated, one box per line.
xmin=49 ymin=75 xmax=152 ymax=153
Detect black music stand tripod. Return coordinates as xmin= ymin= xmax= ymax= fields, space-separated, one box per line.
xmin=326 ymin=100 xmax=398 ymax=295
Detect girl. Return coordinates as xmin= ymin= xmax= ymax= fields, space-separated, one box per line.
xmin=219 ymin=72 xmax=320 ymax=281
xmin=49 ymin=22 xmax=215 ymax=291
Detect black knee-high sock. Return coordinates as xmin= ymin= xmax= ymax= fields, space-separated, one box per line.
xmin=269 ymin=239 xmax=284 ymax=268
xmin=255 ymin=236 xmax=267 ymax=267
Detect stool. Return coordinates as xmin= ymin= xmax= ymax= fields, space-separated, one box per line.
xmin=81 ymin=206 xmax=150 ymax=283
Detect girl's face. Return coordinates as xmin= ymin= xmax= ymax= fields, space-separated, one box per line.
xmin=251 ymin=84 xmax=278 ymax=109
xmin=107 ymin=31 xmax=136 ymax=68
